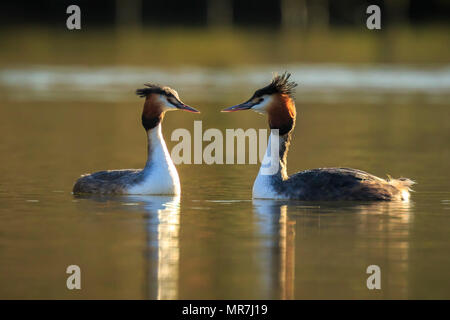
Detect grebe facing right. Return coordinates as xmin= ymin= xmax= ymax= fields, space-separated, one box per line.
xmin=222 ymin=73 xmax=414 ymax=201
xmin=73 ymin=84 xmax=200 ymax=195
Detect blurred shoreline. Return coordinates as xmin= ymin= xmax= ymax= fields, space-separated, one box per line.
xmin=0 ymin=26 xmax=448 ymax=67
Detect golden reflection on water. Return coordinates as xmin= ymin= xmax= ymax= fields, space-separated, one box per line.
xmin=355 ymin=200 xmax=412 ymax=298
xmin=253 ymin=200 xmax=412 ymax=299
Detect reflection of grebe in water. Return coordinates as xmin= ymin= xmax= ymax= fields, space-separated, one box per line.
xmin=137 ymin=195 xmax=181 ymax=300
xmin=73 ymin=84 xmax=200 ymax=195
xmin=253 ymin=199 xmax=295 ymax=300
xmin=75 ymin=195 xmax=181 ymax=299
xmin=223 ymin=73 xmax=414 ymax=201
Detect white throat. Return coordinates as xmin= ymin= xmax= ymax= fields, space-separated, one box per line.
xmin=127 ymin=123 xmax=180 ymax=195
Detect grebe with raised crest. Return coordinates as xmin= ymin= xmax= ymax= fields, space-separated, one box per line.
xmin=222 ymin=73 xmax=414 ymax=201
xmin=73 ymin=84 xmax=200 ymax=195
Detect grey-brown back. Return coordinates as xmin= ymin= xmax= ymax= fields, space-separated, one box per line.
xmin=277 ymin=167 xmax=413 ymax=201
xmin=72 ymin=169 xmax=145 ymax=194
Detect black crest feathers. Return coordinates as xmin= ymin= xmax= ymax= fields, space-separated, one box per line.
xmin=136 ymin=84 xmax=164 ymax=98
xmin=136 ymin=83 xmax=178 ymax=98
xmin=254 ymin=72 xmax=298 ymax=98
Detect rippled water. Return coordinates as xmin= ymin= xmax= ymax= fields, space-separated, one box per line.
xmin=0 ymin=66 xmax=449 ymax=299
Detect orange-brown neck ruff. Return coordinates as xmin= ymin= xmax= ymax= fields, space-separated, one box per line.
xmin=268 ymin=94 xmax=296 ymax=136
xmin=142 ymin=95 xmax=164 ymax=131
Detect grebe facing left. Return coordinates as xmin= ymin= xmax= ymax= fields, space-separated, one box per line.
xmin=222 ymin=72 xmax=414 ymax=201
xmin=73 ymin=84 xmax=200 ymax=195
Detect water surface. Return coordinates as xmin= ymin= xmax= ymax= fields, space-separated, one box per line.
xmin=0 ymin=67 xmax=449 ymax=299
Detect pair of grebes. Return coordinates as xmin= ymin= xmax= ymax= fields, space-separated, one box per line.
xmin=73 ymin=73 xmax=414 ymax=201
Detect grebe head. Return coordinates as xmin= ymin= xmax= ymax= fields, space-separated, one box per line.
xmin=136 ymin=84 xmax=200 ymax=131
xmin=221 ymin=72 xmax=297 ymax=135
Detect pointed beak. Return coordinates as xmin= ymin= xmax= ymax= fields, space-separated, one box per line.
xmin=171 ymin=98 xmax=200 ymax=113
xmin=221 ymin=100 xmax=255 ymax=112
xmin=176 ymin=103 xmax=200 ymax=113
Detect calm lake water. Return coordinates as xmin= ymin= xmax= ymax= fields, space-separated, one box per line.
xmin=0 ymin=66 xmax=449 ymax=299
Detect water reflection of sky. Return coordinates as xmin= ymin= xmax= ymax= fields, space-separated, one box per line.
xmin=1 ymin=64 xmax=449 ymax=103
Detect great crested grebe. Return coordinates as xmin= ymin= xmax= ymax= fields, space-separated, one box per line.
xmin=222 ymin=73 xmax=414 ymax=201
xmin=73 ymin=84 xmax=200 ymax=195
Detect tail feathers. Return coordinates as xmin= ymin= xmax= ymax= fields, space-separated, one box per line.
xmin=387 ymin=176 xmax=415 ymax=201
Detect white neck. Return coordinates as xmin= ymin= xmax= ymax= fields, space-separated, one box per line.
xmin=127 ymin=123 xmax=180 ymax=195
xmin=253 ymin=131 xmax=288 ymax=199
xmin=145 ymin=124 xmax=170 ymax=169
